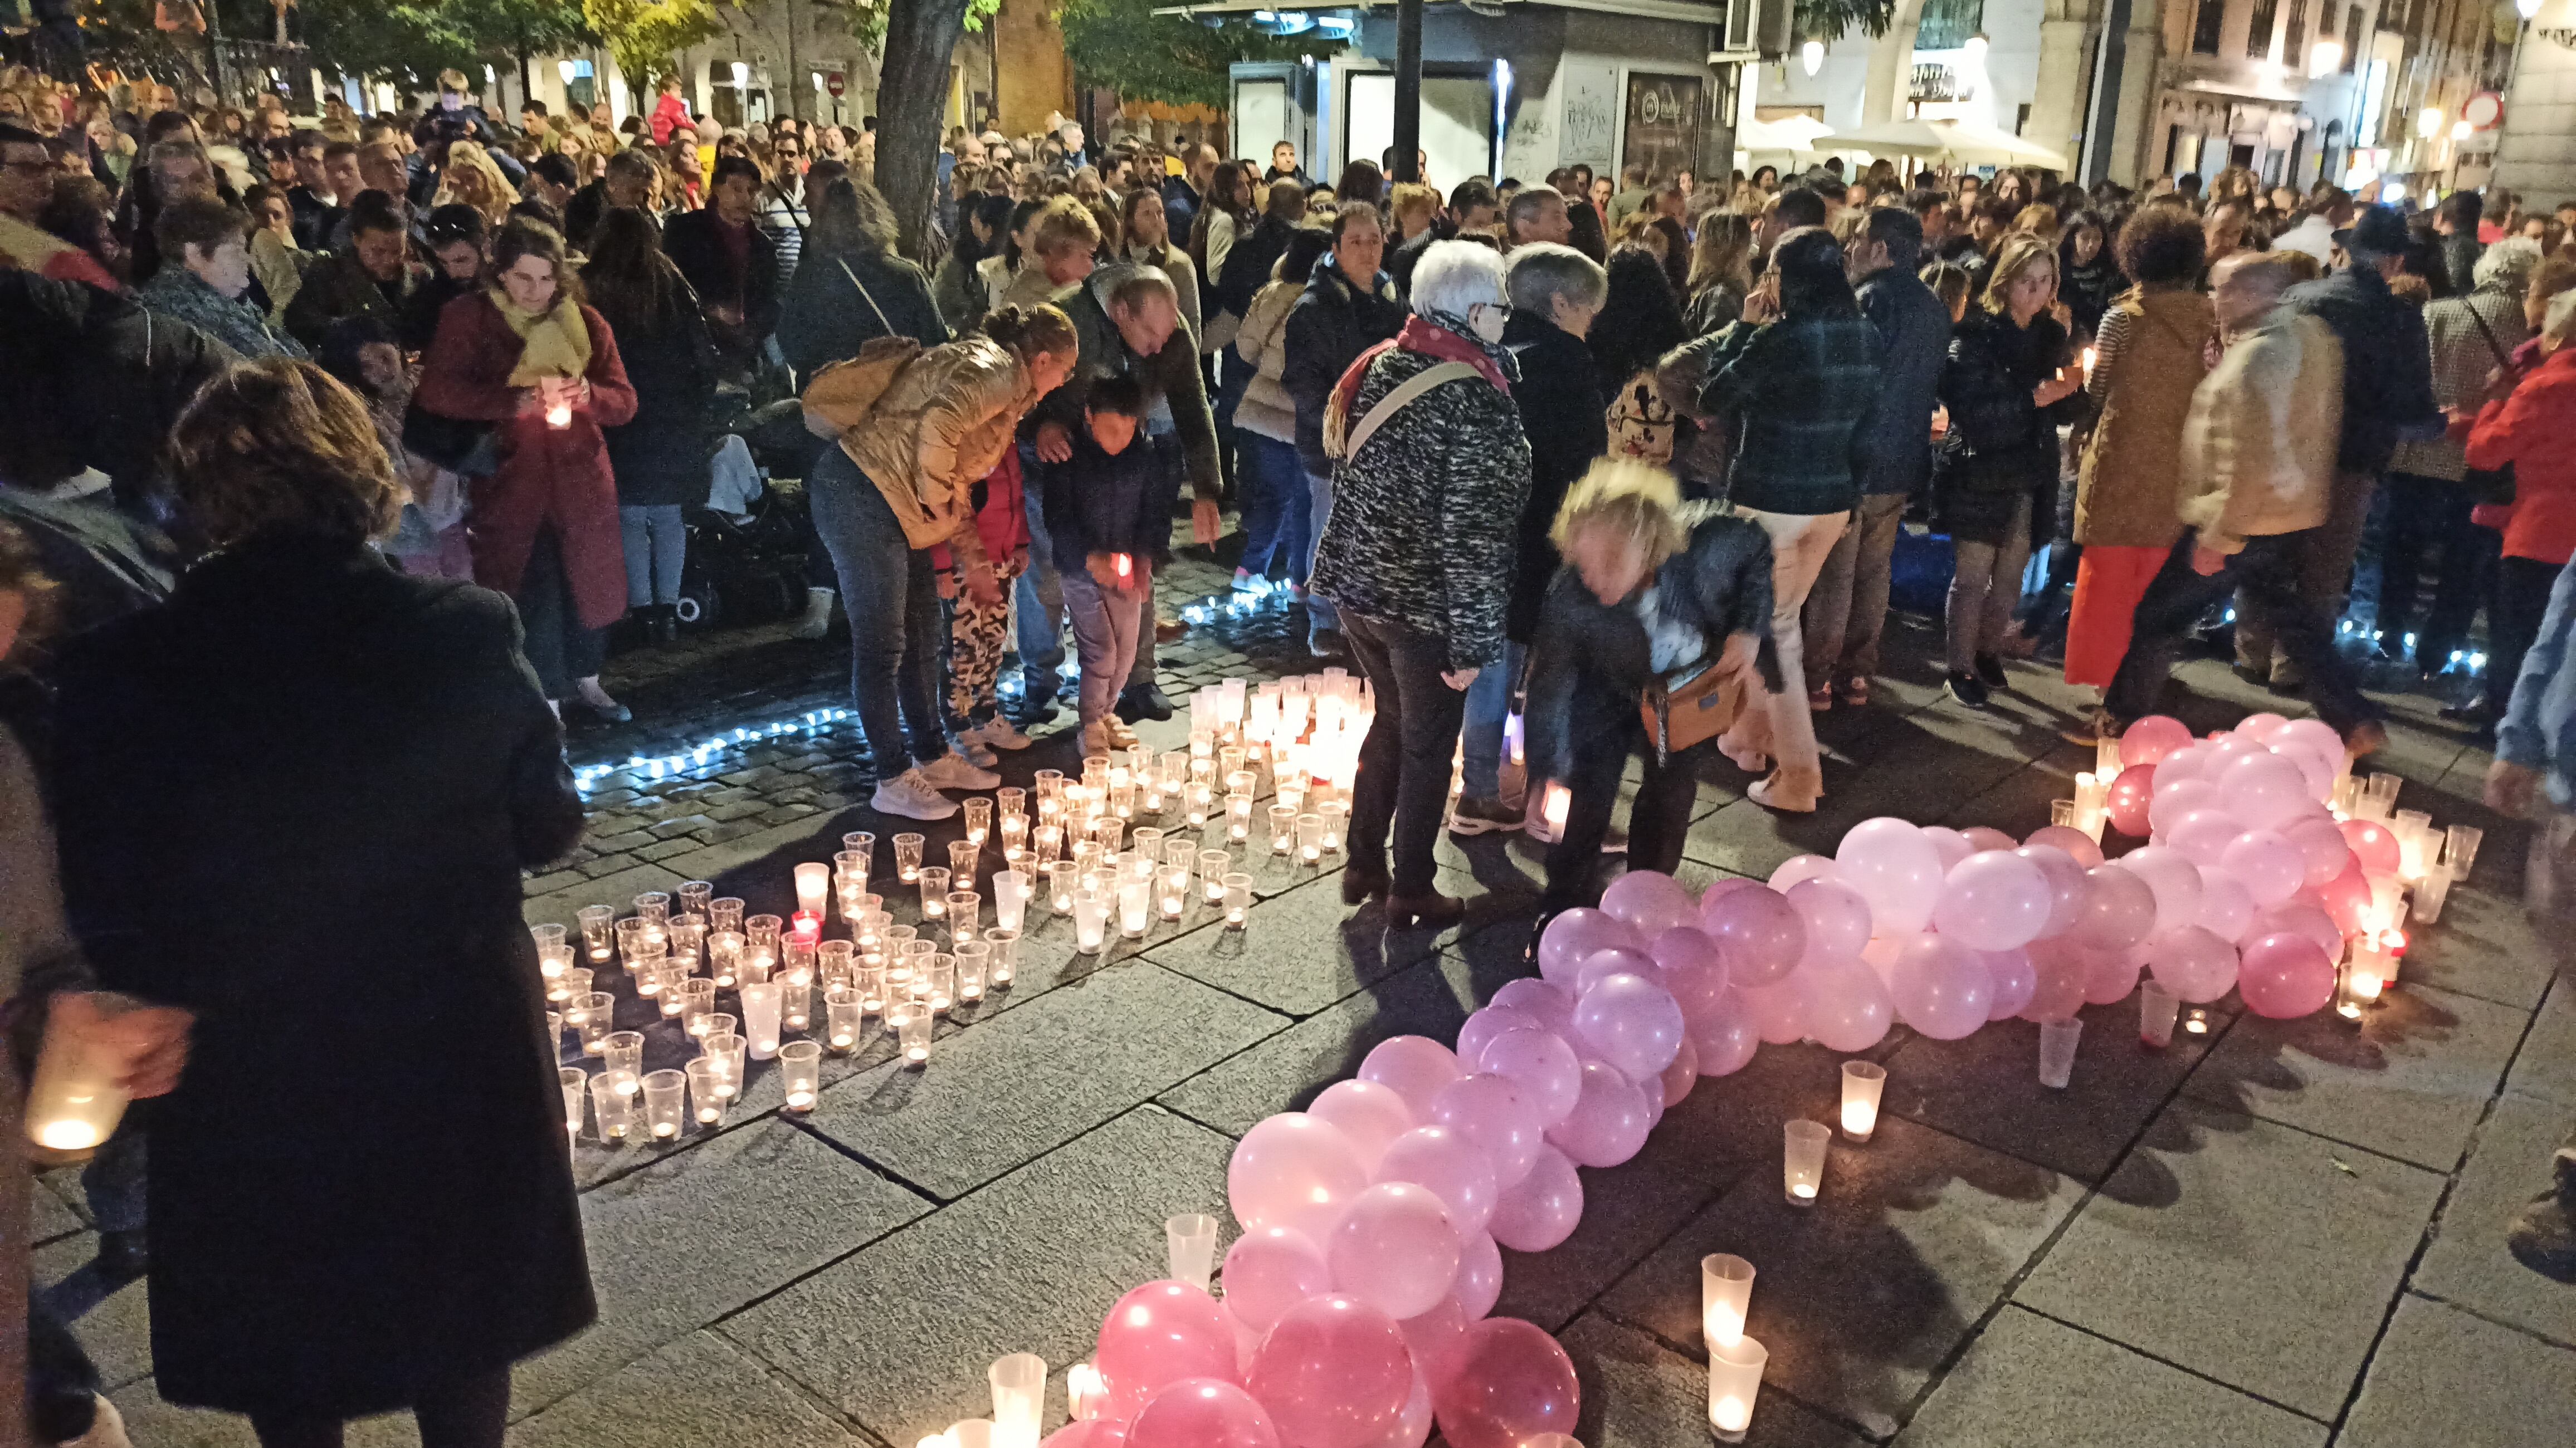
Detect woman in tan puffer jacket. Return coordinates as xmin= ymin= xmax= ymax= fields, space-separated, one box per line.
xmin=1228 ymin=226 xmax=1333 ymax=593
xmin=802 ymin=304 xmax=1078 ymax=819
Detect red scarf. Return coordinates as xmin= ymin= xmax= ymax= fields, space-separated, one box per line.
xmin=1396 ymin=313 xmax=1511 ymax=392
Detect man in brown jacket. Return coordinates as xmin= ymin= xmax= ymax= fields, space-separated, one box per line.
xmin=2092 ymin=252 xmax=2386 ymax=754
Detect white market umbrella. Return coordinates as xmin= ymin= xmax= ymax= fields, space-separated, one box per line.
xmin=1737 ymin=115 xmax=1837 ymax=154
xmin=1829 ymin=118 xmax=2068 ymax=170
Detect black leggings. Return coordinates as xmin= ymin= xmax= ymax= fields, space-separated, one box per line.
xmin=250 ymin=1368 xmax=510 ymax=1448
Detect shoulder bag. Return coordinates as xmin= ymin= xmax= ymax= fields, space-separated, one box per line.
xmin=1324 ymin=359 xmax=1477 ymax=462
xmin=2461 ymin=307 xmax=2517 ymax=506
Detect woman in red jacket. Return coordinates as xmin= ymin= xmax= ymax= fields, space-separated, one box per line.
xmin=2465 ymin=289 xmax=2576 ymax=731
xmin=417 ymin=217 xmax=640 ymax=720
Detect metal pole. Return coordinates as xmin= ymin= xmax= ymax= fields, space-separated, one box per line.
xmin=1394 ymin=0 xmax=1423 ymax=184
xmin=2077 ymin=0 xmax=2130 ymax=187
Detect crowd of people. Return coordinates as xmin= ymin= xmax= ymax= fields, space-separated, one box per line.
xmin=9 ymin=55 xmax=2576 ymax=1443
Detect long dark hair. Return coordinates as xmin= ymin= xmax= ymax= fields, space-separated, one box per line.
xmin=999 ymin=196 xmax=1042 ymax=272
xmin=579 ymin=207 xmax=681 ymax=332
xmin=954 ymin=192 xmax=1018 ymax=270
xmin=1334 ymin=158 xmax=1383 ymax=206
xmin=1589 ymin=246 xmax=1688 ymax=383
xmin=1772 ymin=227 xmax=1858 ymax=319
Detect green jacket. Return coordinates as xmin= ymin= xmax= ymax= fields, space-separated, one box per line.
xmin=1029 ymin=262 xmax=1222 ymax=501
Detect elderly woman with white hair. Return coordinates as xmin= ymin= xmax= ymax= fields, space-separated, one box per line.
xmin=1308 ymin=239 xmax=1532 ymax=928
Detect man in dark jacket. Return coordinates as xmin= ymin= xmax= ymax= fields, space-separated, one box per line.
xmin=662 ymin=155 xmax=780 ymax=378
xmin=563 ymin=148 xmax=655 ymax=253
xmin=1803 ymin=207 xmax=1948 ymax=707
xmin=0 ymin=269 xmax=239 ymax=514
xmin=1281 ymin=202 xmax=1405 ymax=655
xmin=283 ymin=197 xmax=422 ymax=351
xmin=2253 ymin=203 xmax=2445 ymax=689
xmin=1450 ymin=242 xmax=1607 ymax=835
xmin=1390 ymin=178 xmax=1500 ymax=297
xmin=2434 ymin=188 xmax=2485 ymax=300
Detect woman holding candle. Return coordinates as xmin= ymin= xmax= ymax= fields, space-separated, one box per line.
xmin=415 ymin=215 xmax=640 ymax=722
xmin=47 ymin=359 xmax=593 ymax=1448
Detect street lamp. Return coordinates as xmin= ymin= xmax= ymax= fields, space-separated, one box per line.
xmin=2417 ymin=107 xmax=2443 ymax=138
xmin=2309 ymin=39 xmax=2344 ymax=78
xmin=1802 ymin=40 xmax=1824 ymax=77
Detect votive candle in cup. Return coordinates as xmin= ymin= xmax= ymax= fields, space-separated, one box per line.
xmin=894 ymin=1001 xmax=932 ymax=1065
xmin=705 ymin=931 xmax=743 ymax=989
xmin=2411 ymin=863 xmax=2456 ymax=923
xmin=574 ymin=992 xmax=616 ymax=1056
xmin=1783 ymin=1119 xmax=1829 ymax=1205
xmin=559 ymin=1067 xmax=587 ymax=1142
xmin=745 ymin=914 xmax=782 ymax=975
xmin=2447 ymin=824 xmax=2484 ymax=879
xmin=741 ymin=981 xmax=783 ymax=1060
xmin=677 ymin=879 xmax=715 ymax=919
xmin=1701 ymin=1253 xmax=1755 ymax=1349
xmin=1201 ymin=850 xmax=1232 ymax=904
xmin=1223 ymin=873 xmax=1253 ymax=929
xmin=1033 ymin=823 xmax=1064 ymax=869
xmin=919 ymin=866 xmax=952 ymax=921
xmin=684 ymin=1057 xmax=730 ymax=1128
xmin=894 ymin=833 xmax=925 ymax=884
xmin=1707 ymin=1334 xmax=1769 ymax=1442
xmin=1065 ymin=1363 xmax=1108 ymax=1422
xmin=1838 ymin=1060 xmax=1886 ymax=1142
xmin=1119 ymin=878 xmax=1153 ymax=938
xmin=1226 ymin=792 xmax=1254 ymax=842
xmin=641 ymin=1069 xmax=687 ymax=1141
xmin=779 ymin=979 xmax=812 ymax=1034
xmin=779 ymin=1041 xmax=822 ymax=1113
xmin=2139 ymin=980 xmax=2180 ymax=1046
xmin=1047 ymin=861 xmax=1080 ymax=917
xmin=818 ymin=939 xmax=857 ymax=988
xmin=835 ymin=847 xmax=870 ymax=893
xmin=794 ymin=863 xmax=830 ymax=918
xmin=857 ymin=963 xmax=889 ymax=1016
xmin=923 ymin=955 xmax=956 ymax=1013
xmin=1157 ymin=865 xmax=1191 ymax=922
xmin=1091 ymin=817 xmax=1124 ymax=856
xmin=984 ymin=928 xmax=1020 ymax=986
xmin=993 ymin=870 xmax=1029 ymax=933
xmin=1165 ymin=1213 xmax=1218 ymax=1291
xmin=782 ymin=937 xmax=817 ymax=988
xmin=1268 ymin=805 xmax=1297 ymax=856
xmin=633 ymin=891 xmax=671 ymax=928
xmin=602 ymin=1030 xmax=643 ymax=1082
xmin=963 ymin=796 xmax=992 ymax=847
xmin=577 ymin=904 xmax=616 ymax=962
xmin=702 ymin=1032 xmax=745 ymax=1097
xmin=591 ymin=1072 xmax=638 ymax=1144
xmin=1295 ymin=812 xmax=1326 ymax=863
xmin=1000 ymin=814 xmax=1028 ymax=863
xmin=825 ymin=985 xmax=864 ymax=1052
xmin=1186 ymin=780 xmax=1213 ymax=826
xmin=2037 ymin=1016 xmax=2083 ymax=1089
xmin=955 ymin=939 xmax=990 ymax=1001
xmin=1318 ymin=802 xmax=1346 ymax=854
xmin=1074 ymin=889 xmax=1109 ymax=954
xmin=989 ymin=1353 xmax=1047 ymax=1446
xmin=2183 ymin=1007 xmax=2211 ymax=1036
xmin=948 ymin=890 xmax=980 ymax=941
xmin=1130 ymin=825 xmax=1165 ymax=864
xmin=707 ymin=897 xmax=745 ymax=935
xmin=951 ymin=837 xmax=981 ymax=887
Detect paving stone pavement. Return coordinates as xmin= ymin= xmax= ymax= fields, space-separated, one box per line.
xmin=33 ymin=543 xmax=2576 ymax=1446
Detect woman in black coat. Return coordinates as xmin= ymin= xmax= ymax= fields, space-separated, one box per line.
xmin=50 ymin=359 xmax=592 ymax=1446
xmin=776 ymin=178 xmax=949 ymax=381
xmin=1933 ymin=233 xmax=2086 ymax=708
xmin=583 ymin=206 xmax=720 ymax=644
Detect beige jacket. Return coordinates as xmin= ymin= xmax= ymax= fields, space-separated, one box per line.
xmin=811 ymin=334 xmax=1035 ymax=568
xmin=1231 ymin=275 xmax=1304 ymax=444
xmin=2178 ymin=306 xmax=2344 ymax=556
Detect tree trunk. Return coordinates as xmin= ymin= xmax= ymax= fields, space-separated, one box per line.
xmin=877 ymin=0 xmax=969 ymax=261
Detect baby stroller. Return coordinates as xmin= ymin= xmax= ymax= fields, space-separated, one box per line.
xmin=676 ymin=399 xmax=826 ymax=630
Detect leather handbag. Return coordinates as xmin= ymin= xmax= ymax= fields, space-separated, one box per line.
xmin=2461 ymin=308 xmax=2517 ymax=506
xmin=1640 ymin=661 xmax=1743 ymax=763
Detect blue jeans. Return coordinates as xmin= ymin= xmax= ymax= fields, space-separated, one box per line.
xmin=1014 ymin=446 xmax=1067 ymax=700
xmin=1236 ymin=433 xmax=1311 ymax=581
xmin=1062 ymin=561 xmax=1149 ymax=727
xmin=1460 ymin=640 xmax=1526 ymax=800
xmin=808 ymin=447 xmax=949 ymax=772
xmin=1302 ymin=470 xmax=1339 ymax=636
xmin=619 ymin=503 xmax=686 ymax=607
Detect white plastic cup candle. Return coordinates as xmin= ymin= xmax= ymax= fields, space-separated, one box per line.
xmin=574 ymin=992 xmax=616 ymax=1056
xmin=894 ymin=1001 xmax=932 ymax=1065
xmin=1701 ymin=1253 xmax=1755 ymax=1349
xmin=984 ymin=927 xmax=1020 ymax=986
xmin=921 ymin=954 xmax=956 ymax=1012
xmin=591 ymin=1071 xmax=638 ymax=1144
xmin=577 ymin=904 xmax=616 ymax=961
xmin=779 ymin=1040 xmax=822 ymax=1112
xmin=955 ymin=940 xmax=990 ymax=1001
xmin=1268 ymin=804 xmax=1297 ymax=856
xmin=2038 ymin=1017 xmax=2083 ymax=1089
xmin=999 ymin=814 xmax=1028 ymax=863
xmin=1157 ymin=866 xmax=1191 ymax=922
xmin=1074 ymin=889 xmax=1109 ymax=954
xmin=1223 ymin=873 xmax=1253 ymax=929
xmin=1065 ymin=1363 xmax=1107 ymax=1421
xmin=824 ymin=985 xmax=863 ymax=1050
xmin=1838 ymin=1060 xmax=1887 ymax=1142
xmin=778 ymin=979 xmax=812 ymax=1033
xmin=920 ymin=865 xmax=952 ymax=920
xmin=702 ymin=1032 xmax=744 ymax=1099
xmin=951 ymin=837 xmax=982 ymax=887
xmin=993 ymin=870 xmax=1029 ymax=933
xmin=559 ymin=1067 xmax=587 ymax=1141
xmin=1295 ymin=812 xmax=1325 ymax=863
xmin=1318 ymin=801 xmax=1346 ymax=854
xmin=2447 ymin=824 xmax=2484 ymax=879
xmin=988 ymin=1353 xmax=1046 ymax=1447
xmin=1543 ymin=781 xmax=1572 ymax=834
xmin=602 ymin=1030 xmax=644 ymax=1083
xmin=24 ymin=998 xmax=145 ymax=1152
xmin=641 ymin=1068 xmax=687 ymax=1140
xmin=2411 ymin=863 xmax=2455 ymax=923
xmin=707 ymin=896 xmax=745 ymax=934
xmin=1047 ymin=860 xmax=1079 ymax=916
xmin=1707 ymin=1334 xmax=1769 ymax=1441
xmin=684 ymin=1057 xmax=729 ymax=1127
xmin=1165 ymin=1212 xmax=1219 ymax=1290
xmin=2139 ymin=980 xmax=2180 ymax=1047
xmin=794 ymin=863 xmax=830 ymax=918
xmin=947 ymin=891 xmax=981 ymax=942
xmin=894 ymin=832 xmax=925 ymax=883
xmin=1783 ymin=1120 xmax=1829 ymax=1204
xmin=1119 ymin=878 xmax=1153 ymax=938
xmin=741 ymin=982 xmax=783 ymax=1060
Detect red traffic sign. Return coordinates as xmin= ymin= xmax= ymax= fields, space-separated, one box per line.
xmin=2462 ymin=90 xmax=2504 ymax=131
xmin=826 ymin=71 xmax=847 ymax=98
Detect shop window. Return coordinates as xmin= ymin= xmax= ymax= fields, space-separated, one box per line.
xmin=2248 ymin=0 xmax=2280 ymax=60
xmin=1916 ymin=0 xmax=1984 ymax=50
xmin=2193 ymin=0 xmax=2227 ymax=56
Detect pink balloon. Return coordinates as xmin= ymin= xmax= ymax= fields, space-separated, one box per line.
xmin=2238 ymin=931 xmax=2336 ymax=1018
xmin=2105 ymin=764 xmax=2158 ymax=837
xmin=2217 ymin=750 xmax=2313 ymax=830
xmin=1741 ymin=977 xmax=1809 ymax=1045
xmin=1889 ymin=935 xmax=1995 ymax=1039
xmin=2221 ymin=829 xmax=2306 ymax=904
xmin=2156 ymin=740 xmax=2217 ymax=784
xmin=1476 ymin=1028 xmax=1581 ymax=1127
xmin=2121 ymin=714 xmax=2193 ymax=766
xmin=1933 ymin=849 xmax=2054 ymax=951
xmin=1396 ymin=1298 xmax=1468 ymax=1388
xmin=1796 ymin=956 xmax=1895 ymax=1052
xmin=1453 ymin=1006 xmax=1541 ymax=1065
xmin=2121 ymin=844 xmax=2204 ymax=936
xmin=1244 ymin=1298 xmax=1412 ymax=1448
xmin=1962 ymin=825 xmax=2019 ymax=853
xmin=2083 ymin=944 xmax=2143 ymax=1005
xmin=1429 ymin=1074 xmax=1545 ymax=1188
xmin=2287 ymin=745 xmax=2338 ymax=802
xmin=1922 ymin=825 xmax=1977 ymax=870
xmin=1429 ymin=1319 xmax=1581 ymax=1448
xmin=1650 ymin=928 xmax=1731 ymax=1023
xmin=2193 ymin=869 xmax=2257 ymax=943
xmin=1231 ymin=1115 xmax=1369 ymax=1244
xmin=1660 ymin=1034 xmax=1700 ymax=1106
xmin=1310 ymin=1080 xmax=1416 ymax=1176
xmin=2075 ymin=864 xmax=2159 ymax=951
xmin=1373 ymin=1126 xmax=1497 ymax=1237
xmin=1487 ymin=979 xmax=1574 ymax=1039
xmin=1535 ymin=909 xmax=1641 ymax=989
xmin=2025 ymin=823 xmax=2106 ymax=868
xmin=1359 ymin=1037 xmax=1463 ymax=1119
xmin=1982 ymin=947 xmax=2037 ymax=1021
xmin=1329 ymin=1183 xmax=1462 ymax=1321
xmin=2146 ymin=925 xmax=2239 ymax=1004
xmin=2021 ymin=937 xmax=2090 ymax=1022
xmin=1787 ymin=878 xmax=1874 ymax=963
xmin=1223 ymin=1227 xmax=1334 ymax=1336
xmin=1451 ymin=1230 xmax=1502 ymax=1320
xmin=1044 ymin=1423 xmax=1130 ymax=1448
xmin=1128 ymin=1378 xmax=1282 ymax=1448
xmin=2276 ymin=718 xmax=2346 ymax=769
xmin=1836 ymin=818 xmax=1946 ymax=933
xmin=2284 ymin=816 xmax=2355 ymax=889
xmin=1601 ymin=869 xmax=1700 ymax=937
xmin=2149 ymin=778 xmax=2227 ymax=836
xmin=1765 ymin=854 xmax=1838 ymax=892
xmin=1687 ymin=986 xmax=1762 ymax=1077
xmin=2315 ymin=861 xmax=2375 ymax=935
xmin=1487 ymin=1143 xmax=1583 ymax=1253
xmin=1097 ymin=1283 xmax=1242 ymax=1418
xmin=2234 ymin=712 xmax=2292 ymax=743
xmin=1542 ymin=1059 xmax=1653 ymax=1168
xmin=1699 ymin=886 xmax=1807 ymax=986
xmin=2339 ymin=819 xmax=2402 ymax=878
xmin=2165 ymin=808 xmax=2246 ymax=867
xmin=1573 ymin=972 xmax=1687 ymax=1081
xmin=2257 ymin=900 xmax=2344 ymax=959
xmin=2016 ymin=843 xmax=2090 ymax=937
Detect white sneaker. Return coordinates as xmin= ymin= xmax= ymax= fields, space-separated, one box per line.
xmin=967 ymin=716 xmax=1033 ymax=751
xmin=950 ymin=732 xmax=999 ymax=768
xmin=917 ymin=751 xmax=1001 ymax=791
xmin=872 ymin=768 xmax=960 ymax=820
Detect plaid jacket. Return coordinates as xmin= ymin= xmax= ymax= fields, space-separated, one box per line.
xmin=2388 ymin=284 xmax=2530 ymax=482
xmin=1696 ymin=308 xmax=1883 ymax=516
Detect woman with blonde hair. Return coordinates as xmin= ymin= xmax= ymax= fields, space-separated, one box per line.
xmin=1683 ymin=210 xmax=1755 ymax=335
xmin=997 ymin=193 xmax=1101 ymax=310
xmin=1933 ymin=230 xmax=2085 ymax=707
xmin=1389 ymin=182 xmax=1440 ymax=242
xmin=431 ymin=139 xmax=520 ymax=228
xmin=1522 ymin=458 xmax=1778 ymax=917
